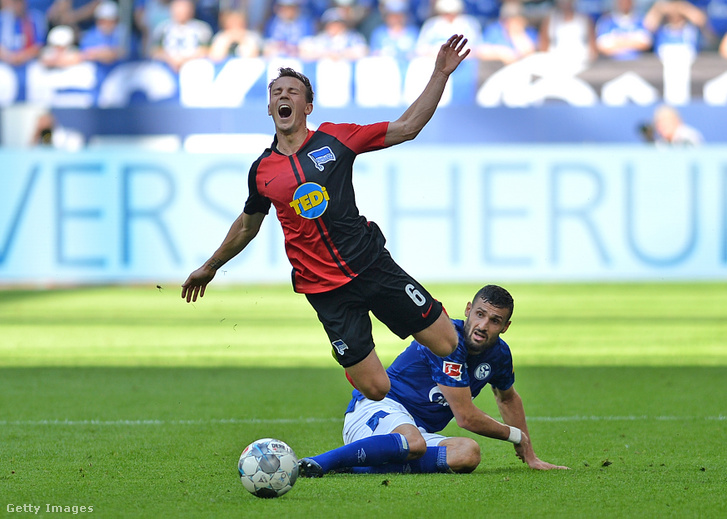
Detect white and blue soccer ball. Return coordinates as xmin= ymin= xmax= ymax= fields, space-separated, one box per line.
xmin=238 ymin=438 xmax=299 ymax=498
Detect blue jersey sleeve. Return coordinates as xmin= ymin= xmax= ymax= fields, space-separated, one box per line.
xmin=420 ymin=341 xmax=471 ymax=388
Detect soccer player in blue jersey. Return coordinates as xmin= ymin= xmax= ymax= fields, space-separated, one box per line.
xmin=298 ymin=285 xmax=569 ymax=475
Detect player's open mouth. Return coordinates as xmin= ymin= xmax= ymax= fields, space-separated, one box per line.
xmin=278 ymin=104 xmax=292 ymax=119
xmin=472 ymin=330 xmax=487 ymax=342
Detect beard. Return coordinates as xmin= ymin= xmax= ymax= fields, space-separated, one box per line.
xmin=463 ymin=323 xmax=495 ymax=355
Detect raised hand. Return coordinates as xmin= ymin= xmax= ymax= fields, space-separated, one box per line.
xmin=435 ymin=34 xmax=471 ymax=76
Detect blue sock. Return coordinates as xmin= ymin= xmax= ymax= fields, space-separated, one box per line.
xmin=310 ymin=433 xmax=409 ymax=473
xmin=351 ymin=446 xmax=450 ymax=474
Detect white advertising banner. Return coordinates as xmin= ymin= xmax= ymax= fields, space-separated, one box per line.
xmin=1 ymin=145 xmax=725 ymax=285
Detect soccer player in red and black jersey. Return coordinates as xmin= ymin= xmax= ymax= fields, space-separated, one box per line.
xmin=182 ymin=34 xmax=471 ymax=401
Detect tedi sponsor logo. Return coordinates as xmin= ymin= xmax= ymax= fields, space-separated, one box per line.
xmin=289 ymin=182 xmax=330 ymax=219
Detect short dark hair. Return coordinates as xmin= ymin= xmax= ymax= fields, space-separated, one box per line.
xmin=268 ymin=67 xmax=314 ymax=104
xmin=472 ymin=285 xmax=514 ymax=319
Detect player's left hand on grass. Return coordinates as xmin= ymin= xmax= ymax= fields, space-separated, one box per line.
xmin=525 ymin=458 xmax=570 ymax=470
xmin=514 ymin=434 xmax=569 ymax=470
xmin=514 ymin=431 xmax=531 ymax=461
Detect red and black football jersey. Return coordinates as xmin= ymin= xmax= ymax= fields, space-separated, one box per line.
xmin=243 ymin=122 xmax=390 ymax=294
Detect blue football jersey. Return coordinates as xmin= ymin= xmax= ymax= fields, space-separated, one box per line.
xmin=348 ymin=319 xmax=515 ymax=433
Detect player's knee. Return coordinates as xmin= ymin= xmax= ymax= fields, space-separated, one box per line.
xmin=357 ymin=378 xmax=390 ymax=401
xmin=346 ymin=358 xmax=391 ymax=401
xmin=438 ymin=318 xmax=458 ymax=355
xmin=363 ymin=387 xmax=389 ymax=401
xmin=448 ymin=438 xmax=481 ymax=473
xmin=444 ymin=336 xmax=457 ymax=355
xmin=433 ymin=328 xmax=458 ymax=357
xmin=429 ymin=340 xmax=456 ymax=357
xmin=405 ymin=434 xmax=427 ymax=459
xmin=416 ymin=318 xmax=458 ymax=357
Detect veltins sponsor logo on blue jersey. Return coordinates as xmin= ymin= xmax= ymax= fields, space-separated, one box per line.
xmin=307 ymin=146 xmax=336 ymax=171
xmin=289 ymin=182 xmax=330 ymax=219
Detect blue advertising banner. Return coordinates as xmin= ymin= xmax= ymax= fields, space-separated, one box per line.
xmin=1 ymin=146 xmax=725 ymax=285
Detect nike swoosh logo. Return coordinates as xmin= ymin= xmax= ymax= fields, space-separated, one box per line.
xmin=421 ymin=303 xmax=433 ymax=319
xmin=265 ymin=176 xmax=278 ymax=187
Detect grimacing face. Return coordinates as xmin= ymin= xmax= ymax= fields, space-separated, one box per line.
xmin=267 ymin=76 xmax=312 ymax=135
xmin=462 ymin=298 xmax=511 ymax=355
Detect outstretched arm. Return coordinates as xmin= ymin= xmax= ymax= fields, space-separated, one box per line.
xmin=384 ymin=34 xmax=470 ymax=146
xmin=181 ymin=211 xmax=265 ymax=302
xmin=493 ymin=386 xmax=569 ymax=470
xmin=440 ymin=383 xmax=514 ymax=441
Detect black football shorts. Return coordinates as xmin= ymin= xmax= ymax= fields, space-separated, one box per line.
xmin=305 ymin=249 xmax=443 ymax=368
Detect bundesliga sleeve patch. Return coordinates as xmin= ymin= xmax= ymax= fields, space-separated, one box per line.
xmin=442 ymin=361 xmax=463 ymax=381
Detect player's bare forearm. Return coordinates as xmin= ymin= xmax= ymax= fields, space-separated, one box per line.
xmin=385 ymin=35 xmax=470 ymax=146
xmin=440 ymin=385 xmax=511 ymax=441
xmin=387 ymin=72 xmax=448 ymax=144
xmin=181 ymin=212 xmax=264 ymax=302
xmin=209 ymin=215 xmax=257 ymax=266
xmin=494 ymin=388 xmax=536 ymax=457
xmin=456 ymin=408 xmax=513 ymax=441
xmin=495 ymin=389 xmax=530 ymax=435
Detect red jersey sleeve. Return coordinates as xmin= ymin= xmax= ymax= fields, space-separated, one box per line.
xmin=318 ymin=121 xmax=389 ymax=154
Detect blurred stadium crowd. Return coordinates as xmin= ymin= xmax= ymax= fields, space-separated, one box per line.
xmin=3 ymin=0 xmax=726 ymax=148
xmin=2 ymin=0 xmax=727 ymax=74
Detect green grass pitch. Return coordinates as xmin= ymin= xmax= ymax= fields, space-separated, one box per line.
xmin=1 ymin=283 xmax=726 ymax=518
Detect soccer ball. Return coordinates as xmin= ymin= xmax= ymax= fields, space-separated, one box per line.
xmin=238 ymin=438 xmax=299 ymax=498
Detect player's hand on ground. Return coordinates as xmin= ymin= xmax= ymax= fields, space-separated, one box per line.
xmin=526 ymin=458 xmax=570 ymax=471
xmin=513 ymin=432 xmax=532 ymax=463
xmin=435 ymin=34 xmax=470 ymax=76
xmin=514 ymin=434 xmax=569 ymax=470
xmin=181 ymin=266 xmax=216 ymax=302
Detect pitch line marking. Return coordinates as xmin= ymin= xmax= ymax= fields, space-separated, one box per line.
xmin=0 ymin=417 xmax=342 ymax=426
xmin=528 ymin=415 xmax=727 ymax=422
xmin=0 ymin=415 xmax=724 ymax=426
